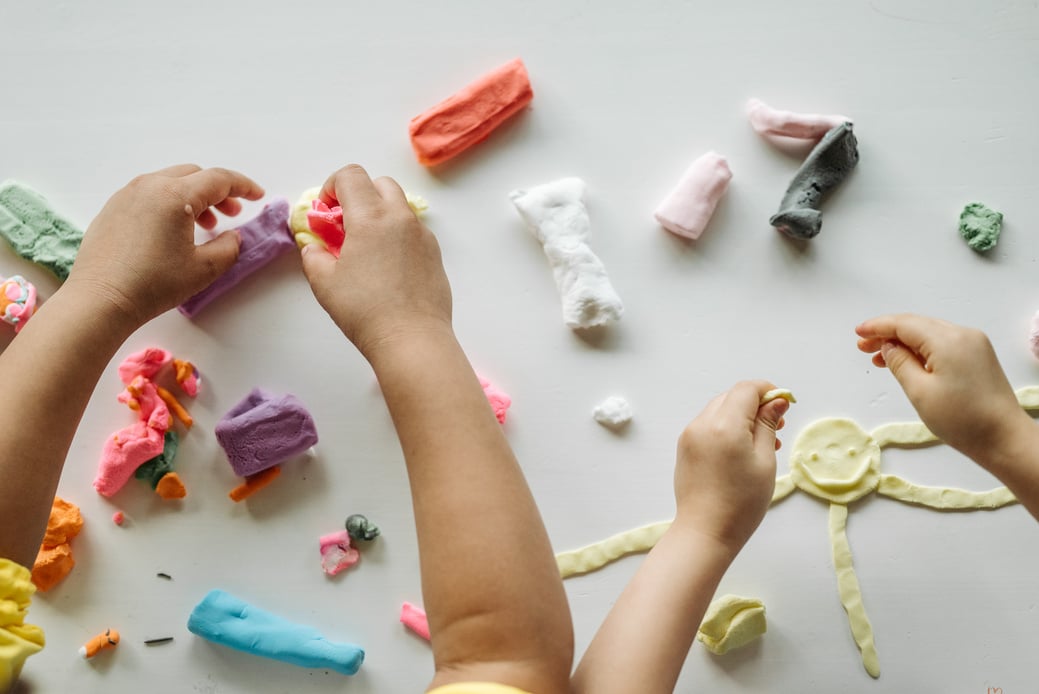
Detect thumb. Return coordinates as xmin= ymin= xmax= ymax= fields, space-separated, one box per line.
xmin=194 ymin=229 xmax=241 ymax=285
xmin=880 ymin=340 xmax=927 ymax=393
xmin=299 ymin=242 xmax=337 ymax=292
xmin=753 ymin=397 xmax=789 ymax=457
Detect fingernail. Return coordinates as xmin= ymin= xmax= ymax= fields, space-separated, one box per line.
xmin=301 ymin=244 xmax=312 ymax=256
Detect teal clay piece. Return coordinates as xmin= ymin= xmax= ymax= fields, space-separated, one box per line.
xmin=0 ymin=180 xmax=83 ymax=280
xmin=135 ymin=431 xmax=180 ymax=489
xmin=959 ymin=202 xmax=1003 ymax=252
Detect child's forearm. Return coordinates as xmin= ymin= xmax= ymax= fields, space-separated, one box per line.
xmin=975 ymin=414 xmax=1039 ymax=522
xmin=0 ymin=282 xmax=137 ymax=566
xmin=367 ymin=326 xmax=573 ymax=692
xmin=572 ymin=521 xmax=736 ymax=694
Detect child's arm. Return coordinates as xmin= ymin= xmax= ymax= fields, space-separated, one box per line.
xmin=571 ymin=382 xmax=788 ymax=694
xmin=857 ymin=313 xmax=1039 ymax=520
xmin=0 ymin=165 xmax=263 ymax=566
xmin=300 ymin=165 xmax=573 ymax=694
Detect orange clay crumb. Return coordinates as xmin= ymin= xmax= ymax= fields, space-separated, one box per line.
xmin=79 ymin=628 xmax=120 ymax=658
xmin=156 ymin=385 xmax=193 ymax=428
xmin=155 ymin=472 xmax=187 ymax=500
xmin=229 ymin=465 xmax=282 ymax=502
xmin=32 ymin=497 xmax=83 ymax=591
xmin=112 ymin=511 xmax=125 ymax=526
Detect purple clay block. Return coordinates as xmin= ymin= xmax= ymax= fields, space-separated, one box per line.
xmin=215 ymin=388 xmax=319 ymax=477
xmin=179 ymin=197 xmax=294 ymax=318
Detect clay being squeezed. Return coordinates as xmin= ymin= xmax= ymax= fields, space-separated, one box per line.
xmin=770 ymin=122 xmax=859 ymax=240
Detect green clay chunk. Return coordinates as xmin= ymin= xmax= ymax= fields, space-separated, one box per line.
xmin=0 ymin=180 xmax=83 ymax=280
xmin=136 ymin=431 xmax=180 ymax=489
xmin=959 ymin=202 xmax=1003 ymax=252
xmin=345 ymin=514 xmax=380 ymax=542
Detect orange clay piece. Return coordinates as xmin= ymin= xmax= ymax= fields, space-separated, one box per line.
xmin=229 ymin=465 xmax=282 ymax=502
xmin=155 ymin=472 xmax=187 ymax=500
xmin=80 ymin=628 xmax=120 ymax=658
xmin=32 ymin=497 xmax=83 ymax=591
xmin=156 ymin=385 xmax=193 ymax=429
xmin=408 ymin=57 xmax=533 ymax=167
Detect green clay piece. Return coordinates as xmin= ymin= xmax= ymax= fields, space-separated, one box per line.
xmin=0 ymin=180 xmax=83 ymax=280
xmin=345 ymin=514 xmax=380 ymax=542
xmin=959 ymin=202 xmax=1003 ymax=252
xmin=135 ymin=431 xmax=180 ymax=489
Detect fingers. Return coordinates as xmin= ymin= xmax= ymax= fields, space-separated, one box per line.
xmin=193 ymin=230 xmax=241 ymax=285
xmin=181 ymin=168 xmax=265 ymax=219
xmin=373 ymin=175 xmax=409 ymax=206
xmin=855 ymin=313 xmax=954 ymax=361
xmin=319 ymin=164 xmax=382 ymax=213
xmin=151 ymin=163 xmax=202 ymax=177
xmin=877 ymin=339 xmax=928 ymax=394
xmin=299 ymin=242 xmax=337 ymax=294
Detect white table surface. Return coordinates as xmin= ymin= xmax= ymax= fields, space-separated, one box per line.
xmin=2 ymin=1 xmax=1038 ymax=692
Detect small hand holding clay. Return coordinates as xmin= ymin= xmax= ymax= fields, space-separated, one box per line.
xmin=299 ymin=164 xmax=453 ymax=359
xmin=67 ymin=164 xmax=264 ymax=326
xmin=572 ymin=382 xmax=788 ymax=694
xmin=673 ymin=381 xmax=788 ymax=552
xmin=857 ymin=313 xmax=1039 ymax=520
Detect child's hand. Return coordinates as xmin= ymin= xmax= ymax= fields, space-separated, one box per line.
xmin=300 ymin=164 xmax=453 ymax=359
xmin=67 ymin=164 xmax=264 ymax=326
xmin=673 ymin=381 xmax=789 ymax=556
xmin=856 ymin=313 xmax=1030 ymax=466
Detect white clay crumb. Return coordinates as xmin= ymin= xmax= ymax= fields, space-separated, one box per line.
xmin=593 ymin=396 xmax=633 ymax=429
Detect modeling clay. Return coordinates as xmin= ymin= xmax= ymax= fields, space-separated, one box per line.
xmin=79 ymin=629 xmax=119 ymax=659
xmin=409 ymin=58 xmax=533 ymax=167
xmin=747 ymin=98 xmax=850 ymax=141
xmin=157 ymin=572 xmax=172 ymax=580
xmin=179 ymin=197 xmax=294 ymax=317
xmin=345 ymin=514 xmax=380 ymax=543
xmin=770 ymin=122 xmax=859 ymax=240
xmin=959 ymin=202 xmax=1003 ymax=252
xmin=511 ymin=178 xmax=624 ymax=329
xmin=654 ymin=152 xmax=732 ymax=240
xmin=305 ymin=200 xmax=345 ymax=257
xmin=761 ymin=388 xmax=796 ymax=405
xmin=216 ymin=388 xmax=318 ymax=477
xmin=118 ymin=347 xmax=172 ymax=383
xmin=319 ymin=530 xmax=360 ymax=576
xmin=156 ymin=385 xmax=193 ymax=428
xmin=0 ymin=275 xmax=36 ymax=332
xmin=593 ymin=396 xmax=632 ymax=429
xmin=95 ymin=377 xmax=170 ymax=497
xmin=228 ymin=465 xmax=282 ymax=502
xmin=112 ymin=511 xmax=125 ymax=526
xmin=173 ymin=358 xmax=200 ymax=397
xmin=406 ymin=193 xmax=429 ymax=217
xmin=292 ymin=188 xmax=430 ymax=250
xmin=400 ymin=602 xmax=430 ymax=641
xmin=187 ymin=589 xmax=364 ymax=675
xmin=135 ymin=431 xmax=179 ymax=488
xmin=479 ymin=377 xmax=511 ymax=424
xmin=697 ymin=595 xmax=766 ymax=655
xmin=31 ymin=497 xmax=83 ymax=591
xmin=556 ymin=522 xmax=670 ymax=579
xmin=144 ymin=637 xmax=174 ymax=646
xmin=0 ymin=180 xmax=82 ymax=280
xmin=155 ymin=472 xmax=187 ymax=500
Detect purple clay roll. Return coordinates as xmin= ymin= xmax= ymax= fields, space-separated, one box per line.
xmin=216 ymin=388 xmax=319 ymax=477
xmin=179 ymin=197 xmax=294 ymax=317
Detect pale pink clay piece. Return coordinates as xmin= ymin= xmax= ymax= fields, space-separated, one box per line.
xmin=747 ymin=98 xmax=850 ymax=141
xmin=654 ymin=152 xmax=732 ymax=240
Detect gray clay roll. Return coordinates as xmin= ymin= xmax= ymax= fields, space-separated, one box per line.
xmin=770 ymin=122 xmax=858 ymax=240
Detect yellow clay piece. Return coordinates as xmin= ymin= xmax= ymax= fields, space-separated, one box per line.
xmin=760 ymin=388 xmax=796 ymax=405
xmin=829 ymin=504 xmax=880 ymax=678
xmin=877 ymin=475 xmax=1016 ymax=509
xmin=697 ymin=594 xmax=767 ymax=655
xmin=789 ymin=418 xmax=880 ymax=504
xmin=556 ymin=522 xmax=670 ymax=579
xmin=871 ymin=421 xmax=936 ymax=448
